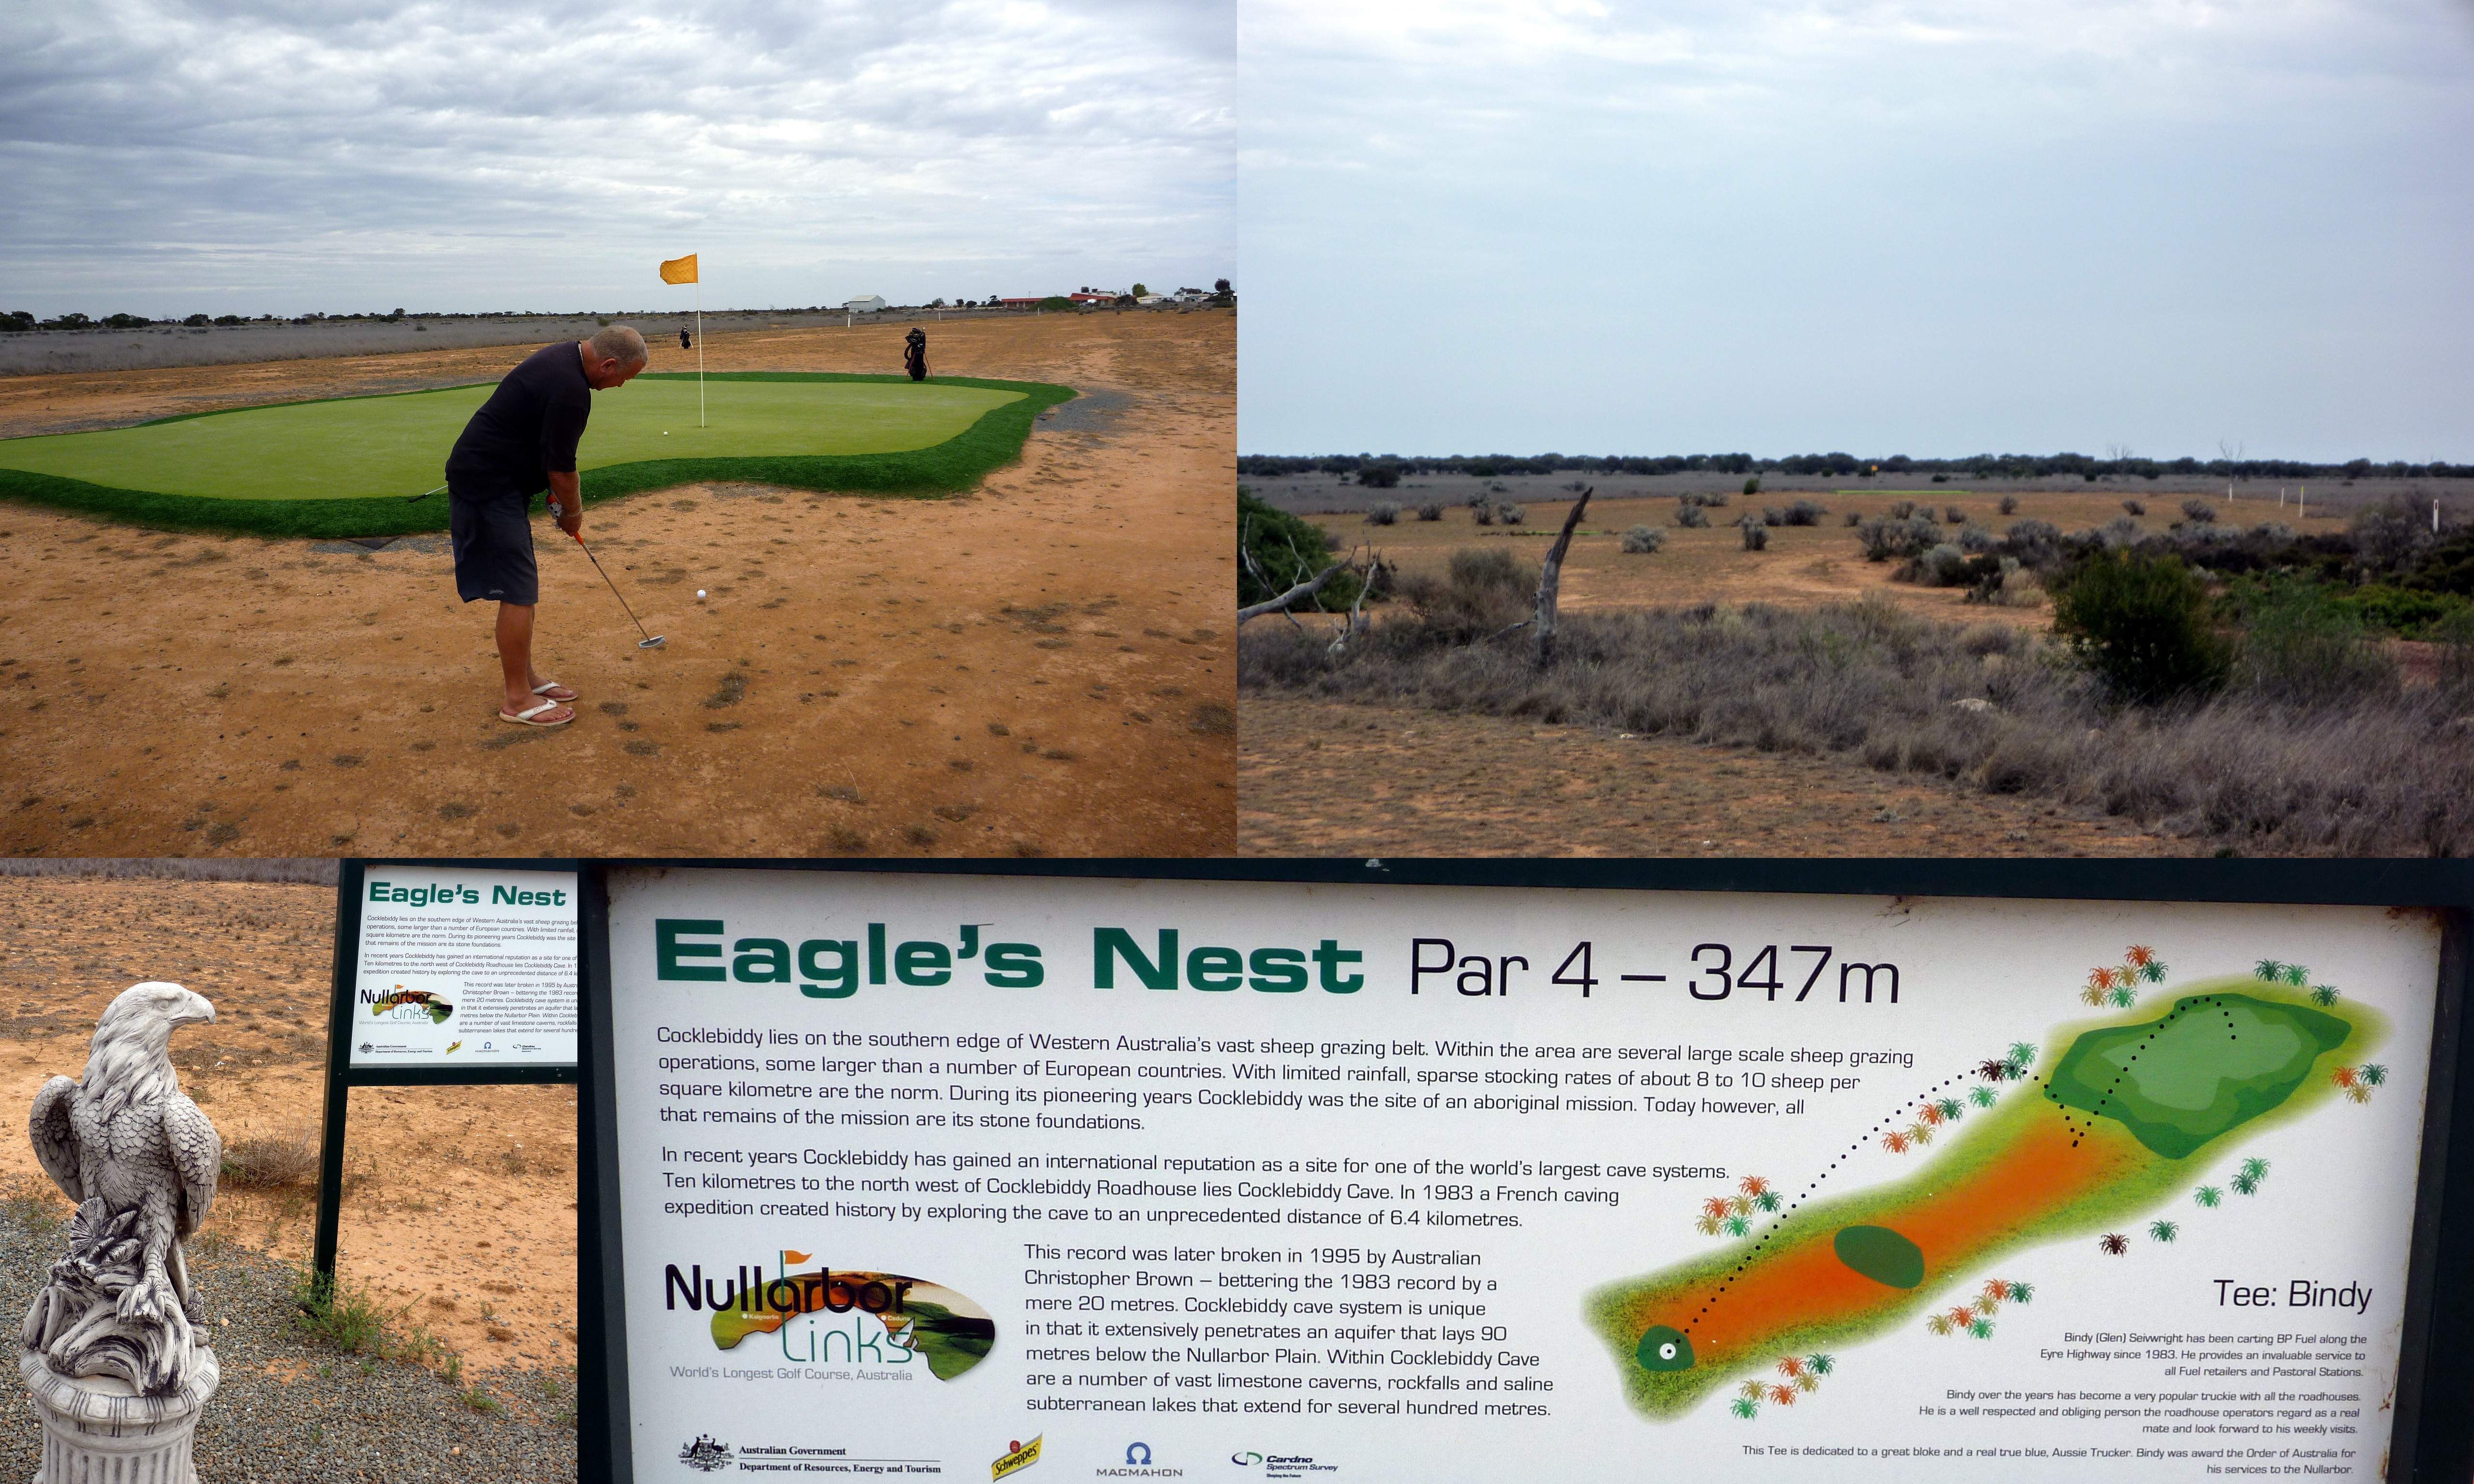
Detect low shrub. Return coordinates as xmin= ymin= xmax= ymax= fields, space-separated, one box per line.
xmin=2227 ymin=578 xmax=2394 ymax=707
xmin=1762 ymin=506 xmax=1786 ymax=527
xmin=1743 ymin=475 xmax=1762 ymax=497
xmin=1472 ymin=503 xmax=1496 ymax=526
xmin=2123 ymin=500 xmax=2145 ymax=516
xmin=1365 ymin=503 xmax=1400 ymax=526
xmin=1621 ymin=525 xmax=1665 ymax=554
xmin=2181 ymin=499 xmax=2217 ymax=525
xmin=1394 ymin=546 xmax=1535 ymax=642
xmin=2052 ymin=549 xmax=2227 ymax=702
xmin=1888 ymin=500 xmax=1919 ymax=520
xmin=1944 ymin=505 xmax=1966 ymax=524
xmin=1740 ymin=517 xmax=1769 ymax=551
xmin=222 ymin=1127 xmax=320 ymax=1187
xmin=1999 ymin=495 xmax=2019 ymax=515
xmin=1856 ymin=514 xmax=1941 ymax=562
xmin=1784 ymin=499 xmax=1827 ymax=526
xmin=1675 ymin=504 xmax=1709 ymax=528
xmin=1415 ymin=502 xmax=1444 ymax=522
xmin=1239 ymin=490 xmax=1359 ymax=611
xmin=1496 ymin=503 xmax=1525 ymax=526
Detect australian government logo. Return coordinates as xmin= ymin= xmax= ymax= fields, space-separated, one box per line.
xmin=665 ymin=1252 xmax=994 ymax=1379
xmin=680 ymin=1434 xmax=734 ymax=1473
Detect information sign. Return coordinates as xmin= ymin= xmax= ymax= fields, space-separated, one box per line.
xmin=581 ymin=865 xmax=2474 ymax=1483
xmin=349 ymin=862 xmax=579 ymax=1069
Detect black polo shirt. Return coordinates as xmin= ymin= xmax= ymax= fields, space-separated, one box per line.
xmin=445 ymin=342 xmax=592 ymax=498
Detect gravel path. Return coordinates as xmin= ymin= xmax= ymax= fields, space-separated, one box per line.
xmin=0 ymin=1205 xmax=575 ymax=1482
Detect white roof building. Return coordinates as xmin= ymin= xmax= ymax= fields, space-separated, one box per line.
xmin=844 ymin=296 xmax=888 ymax=313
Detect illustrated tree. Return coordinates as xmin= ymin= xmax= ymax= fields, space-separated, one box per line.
xmin=1970 ymin=1319 xmax=1995 ymax=1340
xmin=1919 ymin=1103 xmax=1946 ymax=1127
xmin=1935 ymin=1097 xmax=1965 ymax=1122
xmin=1882 ymin=1130 xmax=1911 ymax=1154
xmin=1725 ymin=1215 xmax=1751 ymax=1238
xmin=2126 ymin=946 xmax=2156 ymax=970
xmin=2008 ymin=1041 xmax=2038 ymax=1068
xmin=1983 ymin=1279 xmax=2010 ymax=1301
xmin=1741 ymin=1176 xmax=1772 ymax=1198
xmin=1732 ymin=1398 xmax=1759 ymax=1419
xmin=1754 ymin=1189 xmax=1782 ymax=1213
xmin=1794 ymin=1372 xmax=1819 ymax=1394
xmin=2108 ymin=985 xmax=2138 ymax=1009
xmin=2006 ymin=1282 xmax=2034 ymax=1304
xmin=1948 ymin=1307 xmax=1977 ymax=1329
xmin=2310 ymin=985 xmax=2340 ymax=1007
xmin=1740 ymin=1380 xmax=1766 ymax=1400
xmin=2137 ymin=958 xmax=2169 ymax=984
xmin=1927 ymin=1313 xmax=1954 ymax=1336
xmin=2194 ymin=1185 xmax=2223 ymax=1208
xmin=1907 ymin=1122 xmax=1933 ymax=1146
xmin=1769 ymin=1384 xmax=1798 ymax=1406
xmin=2230 ymin=1171 xmax=2259 ymax=1196
xmin=2361 ymin=1065 xmax=2388 ymax=1086
xmin=2256 ymin=960 xmax=2284 ymax=982
xmin=1969 ymin=1086 xmax=1998 ymax=1108
xmin=2099 ymin=1234 xmax=2130 ymax=1255
xmin=2080 ymin=985 xmax=2108 ymax=1007
xmin=2149 ymin=1220 xmax=2179 ymax=1242
xmin=1776 ymin=1357 xmax=1804 ymax=1379
xmin=2239 ymin=1156 xmax=2270 ymax=1183
xmin=1808 ymin=1355 xmax=1835 ymax=1375
xmin=1703 ymin=1196 xmax=1733 ymax=1222
xmin=2332 ymin=1067 xmax=2359 ymax=1090
xmin=2283 ymin=965 xmax=2310 ymax=986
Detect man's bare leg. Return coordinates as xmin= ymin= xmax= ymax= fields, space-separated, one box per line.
xmin=496 ymin=602 xmax=573 ymax=720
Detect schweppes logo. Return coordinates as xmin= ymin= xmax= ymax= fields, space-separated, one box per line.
xmin=993 ymin=1435 xmax=1042 ymax=1480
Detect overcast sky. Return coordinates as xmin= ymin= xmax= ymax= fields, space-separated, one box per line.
xmin=1 ymin=0 xmax=1231 ymax=318
xmin=1239 ymin=0 xmax=2474 ymax=461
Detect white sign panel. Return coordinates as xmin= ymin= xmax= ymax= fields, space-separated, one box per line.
xmin=351 ymin=864 xmax=578 ymax=1068
xmin=607 ymin=870 xmax=2441 ymax=1482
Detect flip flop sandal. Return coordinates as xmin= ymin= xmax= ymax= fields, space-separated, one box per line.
xmin=499 ymin=700 xmax=574 ymax=727
xmin=530 ymin=679 xmax=580 ymax=702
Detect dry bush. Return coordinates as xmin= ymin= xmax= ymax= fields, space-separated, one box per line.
xmin=2122 ymin=499 xmax=2146 ymax=516
xmin=1393 ymin=547 xmax=1534 ymax=643
xmin=1365 ymin=503 xmax=1400 ymax=526
xmin=222 ymin=1126 xmax=322 ymax=1188
xmin=1740 ymin=517 xmax=1769 ymax=551
xmin=1415 ymin=502 xmax=1445 ymax=522
xmin=1621 ymin=526 xmax=1665 ymax=554
xmin=1999 ymin=495 xmax=2020 ymax=515
xmin=2180 ymin=499 xmax=2218 ymax=525
xmin=1674 ymin=504 xmax=1709 ymax=529
xmin=1240 ymin=595 xmax=2474 ymax=855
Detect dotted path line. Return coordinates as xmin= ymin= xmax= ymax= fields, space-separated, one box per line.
xmin=1688 ymin=993 xmax=2230 ymax=1335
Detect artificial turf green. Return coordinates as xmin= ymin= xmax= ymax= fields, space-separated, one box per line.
xmin=0 ymin=371 xmax=1074 ymax=539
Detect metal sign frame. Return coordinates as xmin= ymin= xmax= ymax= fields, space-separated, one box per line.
xmin=312 ymin=857 xmax=581 ymax=1283
xmin=575 ymin=857 xmax=2474 ymax=1484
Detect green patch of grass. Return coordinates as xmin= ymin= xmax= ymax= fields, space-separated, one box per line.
xmin=289 ymin=1267 xmax=447 ymax=1364
xmin=0 ymin=372 xmax=1074 ymax=539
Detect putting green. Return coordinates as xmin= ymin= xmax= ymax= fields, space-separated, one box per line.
xmin=0 ymin=371 xmax=1073 ymax=538
xmin=2042 ymin=993 xmax=2349 ymax=1158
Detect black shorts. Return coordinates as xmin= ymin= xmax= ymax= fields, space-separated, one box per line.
xmin=448 ymin=486 xmax=539 ymax=605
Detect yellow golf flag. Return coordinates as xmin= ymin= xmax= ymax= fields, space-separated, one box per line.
xmin=659 ymin=253 xmax=698 ymax=285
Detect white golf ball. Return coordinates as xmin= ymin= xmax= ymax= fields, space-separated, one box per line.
xmin=663 ymin=430 xmax=669 ymax=435
xmin=696 ymin=589 xmax=707 ymax=598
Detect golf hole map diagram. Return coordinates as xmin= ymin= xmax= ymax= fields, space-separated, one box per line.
xmin=601 ymin=874 xmax=2440 ymax=1482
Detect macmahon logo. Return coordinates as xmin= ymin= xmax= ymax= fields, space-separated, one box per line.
xmin=665 ymin=1252 xmax=994 ymax=1379
xmin=366 ymin=985 xmax=454 ymax=1025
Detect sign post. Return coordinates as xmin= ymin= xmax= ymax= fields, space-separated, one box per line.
xmin=577 ymin=860 xmax=2474 ymax=1484
xmin=312 ymin=859 xmax=581 ymax=1285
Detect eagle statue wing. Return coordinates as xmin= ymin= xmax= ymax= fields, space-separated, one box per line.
xmin=161 ymin=1092 xmax=222 ymax=1238
xmin=29 ymin=1075 xmax=82 ymax=1204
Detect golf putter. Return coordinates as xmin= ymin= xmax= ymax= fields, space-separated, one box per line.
xmin=553 ymin=498 xmax=665 ymax=648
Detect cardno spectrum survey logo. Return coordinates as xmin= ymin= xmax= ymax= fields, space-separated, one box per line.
xmin=664 ymin=1253 xmax=994 ymax=1378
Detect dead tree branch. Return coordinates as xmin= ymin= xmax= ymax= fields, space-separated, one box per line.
xmin=1530 ymin=485 xmax=1592 ymax=668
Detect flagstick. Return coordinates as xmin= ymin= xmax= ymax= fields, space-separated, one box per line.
xmin=695 ymin=279 xmax=705 ymax=429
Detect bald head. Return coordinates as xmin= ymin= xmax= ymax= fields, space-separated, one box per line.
xmin=580 ymin=324 xmax=648 ymax=389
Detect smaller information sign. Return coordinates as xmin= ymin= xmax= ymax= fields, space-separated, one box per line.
xmin=348 ymin=864 xmax=578 ymax=1069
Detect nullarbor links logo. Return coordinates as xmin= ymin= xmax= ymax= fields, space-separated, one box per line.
xmin=365 ymin=983 xmax=455 ymax=1025
xmin=665 ymin=1252 xmax=995 ymax=1378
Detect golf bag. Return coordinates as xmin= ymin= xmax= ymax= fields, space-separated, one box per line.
xmin=679 ymin=328 xmax=691 ymax=350
xmin=904 ymin=328 xmax=927 ymax=382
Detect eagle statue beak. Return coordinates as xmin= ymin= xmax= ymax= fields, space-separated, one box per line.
xmin=178 ymin=991 xmax=216 ymax=1027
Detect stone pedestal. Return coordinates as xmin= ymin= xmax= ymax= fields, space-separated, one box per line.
xmin=19 ymin=1347 xmax=217 ymax=1484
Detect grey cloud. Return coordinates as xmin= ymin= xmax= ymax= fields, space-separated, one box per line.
xmin=2 ymin=0 xmax=1231 ymax=314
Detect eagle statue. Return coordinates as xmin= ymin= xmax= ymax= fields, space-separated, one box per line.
xmin=24 ymin=981 xmax=222 ymax=1397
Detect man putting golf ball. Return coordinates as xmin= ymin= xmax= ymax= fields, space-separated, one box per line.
xmin=445 ymin=325 xmax=648 ymax=727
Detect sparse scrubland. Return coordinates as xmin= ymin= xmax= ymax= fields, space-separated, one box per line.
xmin=1242 ymin=496 xmax=2474 ymax=855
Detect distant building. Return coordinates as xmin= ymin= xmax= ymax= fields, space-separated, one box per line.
xmin=843 ymin=296 xmax=888 ymax=313
xmin=1068 ymin=291 xmax=1122 ymax=304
